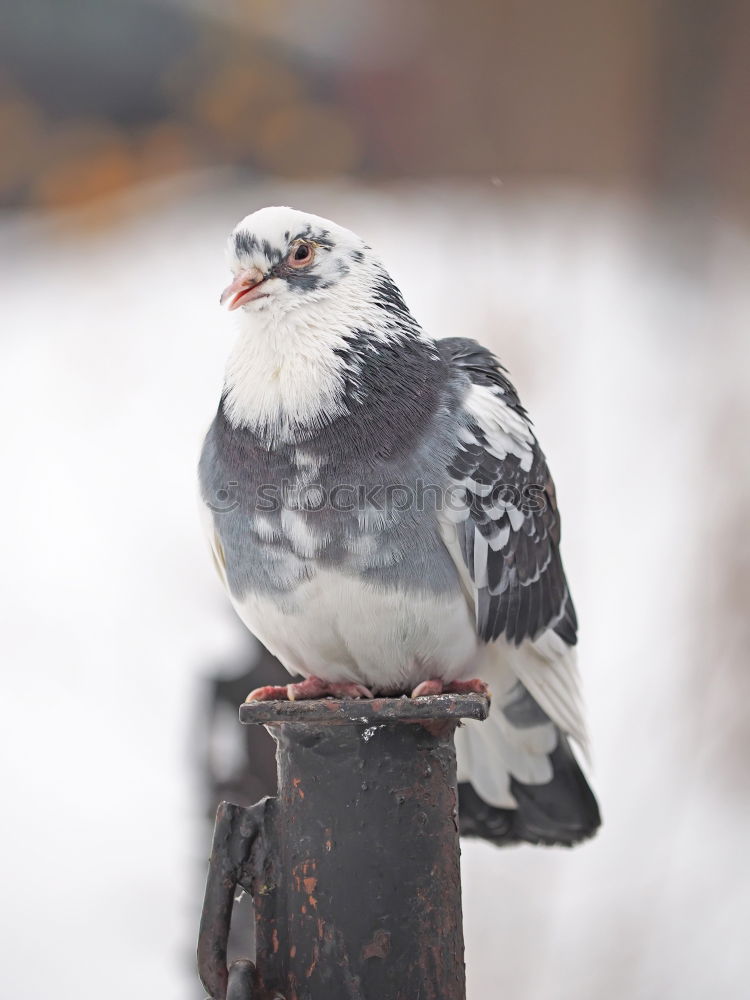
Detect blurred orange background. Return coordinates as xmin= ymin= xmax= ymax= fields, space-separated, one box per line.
xmin=2 ymin=1 xmax=749 ymax=218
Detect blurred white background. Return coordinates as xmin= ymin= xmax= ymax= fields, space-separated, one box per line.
xmin=1 ymin=2 xmax=749 ymax=998
xmin=2 ymin=179 xmax=749 ymax=999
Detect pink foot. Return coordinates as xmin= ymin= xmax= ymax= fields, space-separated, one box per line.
xmin=246 ymin=676 xmax=374 ymax=702
xmin=244 ymin=684 xmax=290 ymax=702
xmin=410 ymin=678 xmax=491 ymax=699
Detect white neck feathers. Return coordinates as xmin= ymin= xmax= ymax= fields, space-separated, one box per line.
xmin=223 ymin=302 xmax=356 ymax=442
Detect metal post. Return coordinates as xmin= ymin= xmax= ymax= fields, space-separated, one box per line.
xmin=198 ymin=692 xmax=489 ymax=1000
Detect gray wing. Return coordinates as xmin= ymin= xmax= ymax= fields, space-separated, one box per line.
xmin=439 ymin=337 xmax=577 ymax=648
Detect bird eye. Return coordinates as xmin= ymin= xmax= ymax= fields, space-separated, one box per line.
xmin=289 ymin=241 xmax=314 ymax=267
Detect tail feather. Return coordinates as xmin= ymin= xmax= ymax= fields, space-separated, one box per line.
xmin=455 ymin=641 xmax=601 ymax=847
xmin=458 ymin=733 xmax=600 ymax=847
xmin=509 ymin=734 xmax=600 ymax=843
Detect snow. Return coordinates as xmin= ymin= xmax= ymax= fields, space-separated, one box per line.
xmin=1 ymin=175 xmax=748 ymax=999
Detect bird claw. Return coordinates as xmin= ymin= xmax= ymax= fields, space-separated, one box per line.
xmin=245 ymin=684 xmax=291 ymax=702
xmin=245 ymin=676 xmax=374 ymax=702
xmin=411 ymin=678 xmax=491 ymax=699
xmin=410 ymin=679 xmax=444 ymax=698
xmin=288 ymin=677 xmax=374 ymax=700
xmin=247 ymin=677 xmax=489 ymax=702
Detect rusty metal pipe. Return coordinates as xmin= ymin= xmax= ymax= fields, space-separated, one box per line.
xmin=198 ymin=693 xmax=489 ymax=1000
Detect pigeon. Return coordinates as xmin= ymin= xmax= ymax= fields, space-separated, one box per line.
xmin=198 ymin=206 xmax=600 ymax=846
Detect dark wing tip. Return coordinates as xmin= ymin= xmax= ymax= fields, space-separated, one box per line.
xmin=458 ymin=734 xmax=601 ymax=848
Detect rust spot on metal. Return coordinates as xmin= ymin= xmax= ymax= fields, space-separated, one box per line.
xmin=305 ymin=940 xmax=319 ymax=979
xmin=291 ymin=858 xmax=317 ymax=898
xmin=361 ymin=929 xmax=391 ymax=960
xmin=292 ymin=776 xmax=305 ymax=799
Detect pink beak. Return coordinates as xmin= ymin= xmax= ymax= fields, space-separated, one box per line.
xmin=220 ymin=267 xmax=268 ymax=310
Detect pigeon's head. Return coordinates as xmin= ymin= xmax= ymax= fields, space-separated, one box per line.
xmin=221 ymin=206 xmax=373 ymax=318
xmin=219 ymin=206 xmax=427 ymax=441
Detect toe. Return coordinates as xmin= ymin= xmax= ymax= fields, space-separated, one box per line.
xmin=245 ymin=684 xmax=290 ymax=702
xmin=411 ymin=679 xmax=444 ymax=698
xmin=287 ymin=679 xmax=322 ymax=701
xmin=345 ymin=683 xmax=374 ymax=700
xmin=444 ymin=679 xmax=491 ymax=699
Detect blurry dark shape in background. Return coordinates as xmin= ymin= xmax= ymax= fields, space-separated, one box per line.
xmin=1 ymin=0 xmax=749 ymax=223
xmin=197 ymin=641 xmax=285 ymax=978
xmin=0 ymin=0 xmax=364 ymax=216
xmin=200 ymin=642 xmax=281 ymax=814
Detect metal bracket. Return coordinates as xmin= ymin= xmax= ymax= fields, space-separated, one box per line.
xmin=198 ymin=799 xmax=269 ymax=1000
xmin=226 ymin=960 xmax=257 ymax=1000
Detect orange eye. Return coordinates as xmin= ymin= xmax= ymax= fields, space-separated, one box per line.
xmin=289 ymin=241 xmax=314 ymax=267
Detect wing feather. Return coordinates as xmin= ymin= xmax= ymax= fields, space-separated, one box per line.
xmin=438 ymin=338 xmax=588 ymax=750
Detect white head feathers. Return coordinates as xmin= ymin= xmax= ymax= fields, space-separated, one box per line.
xmin=220 ymin=206 xmax=422 ymax=442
